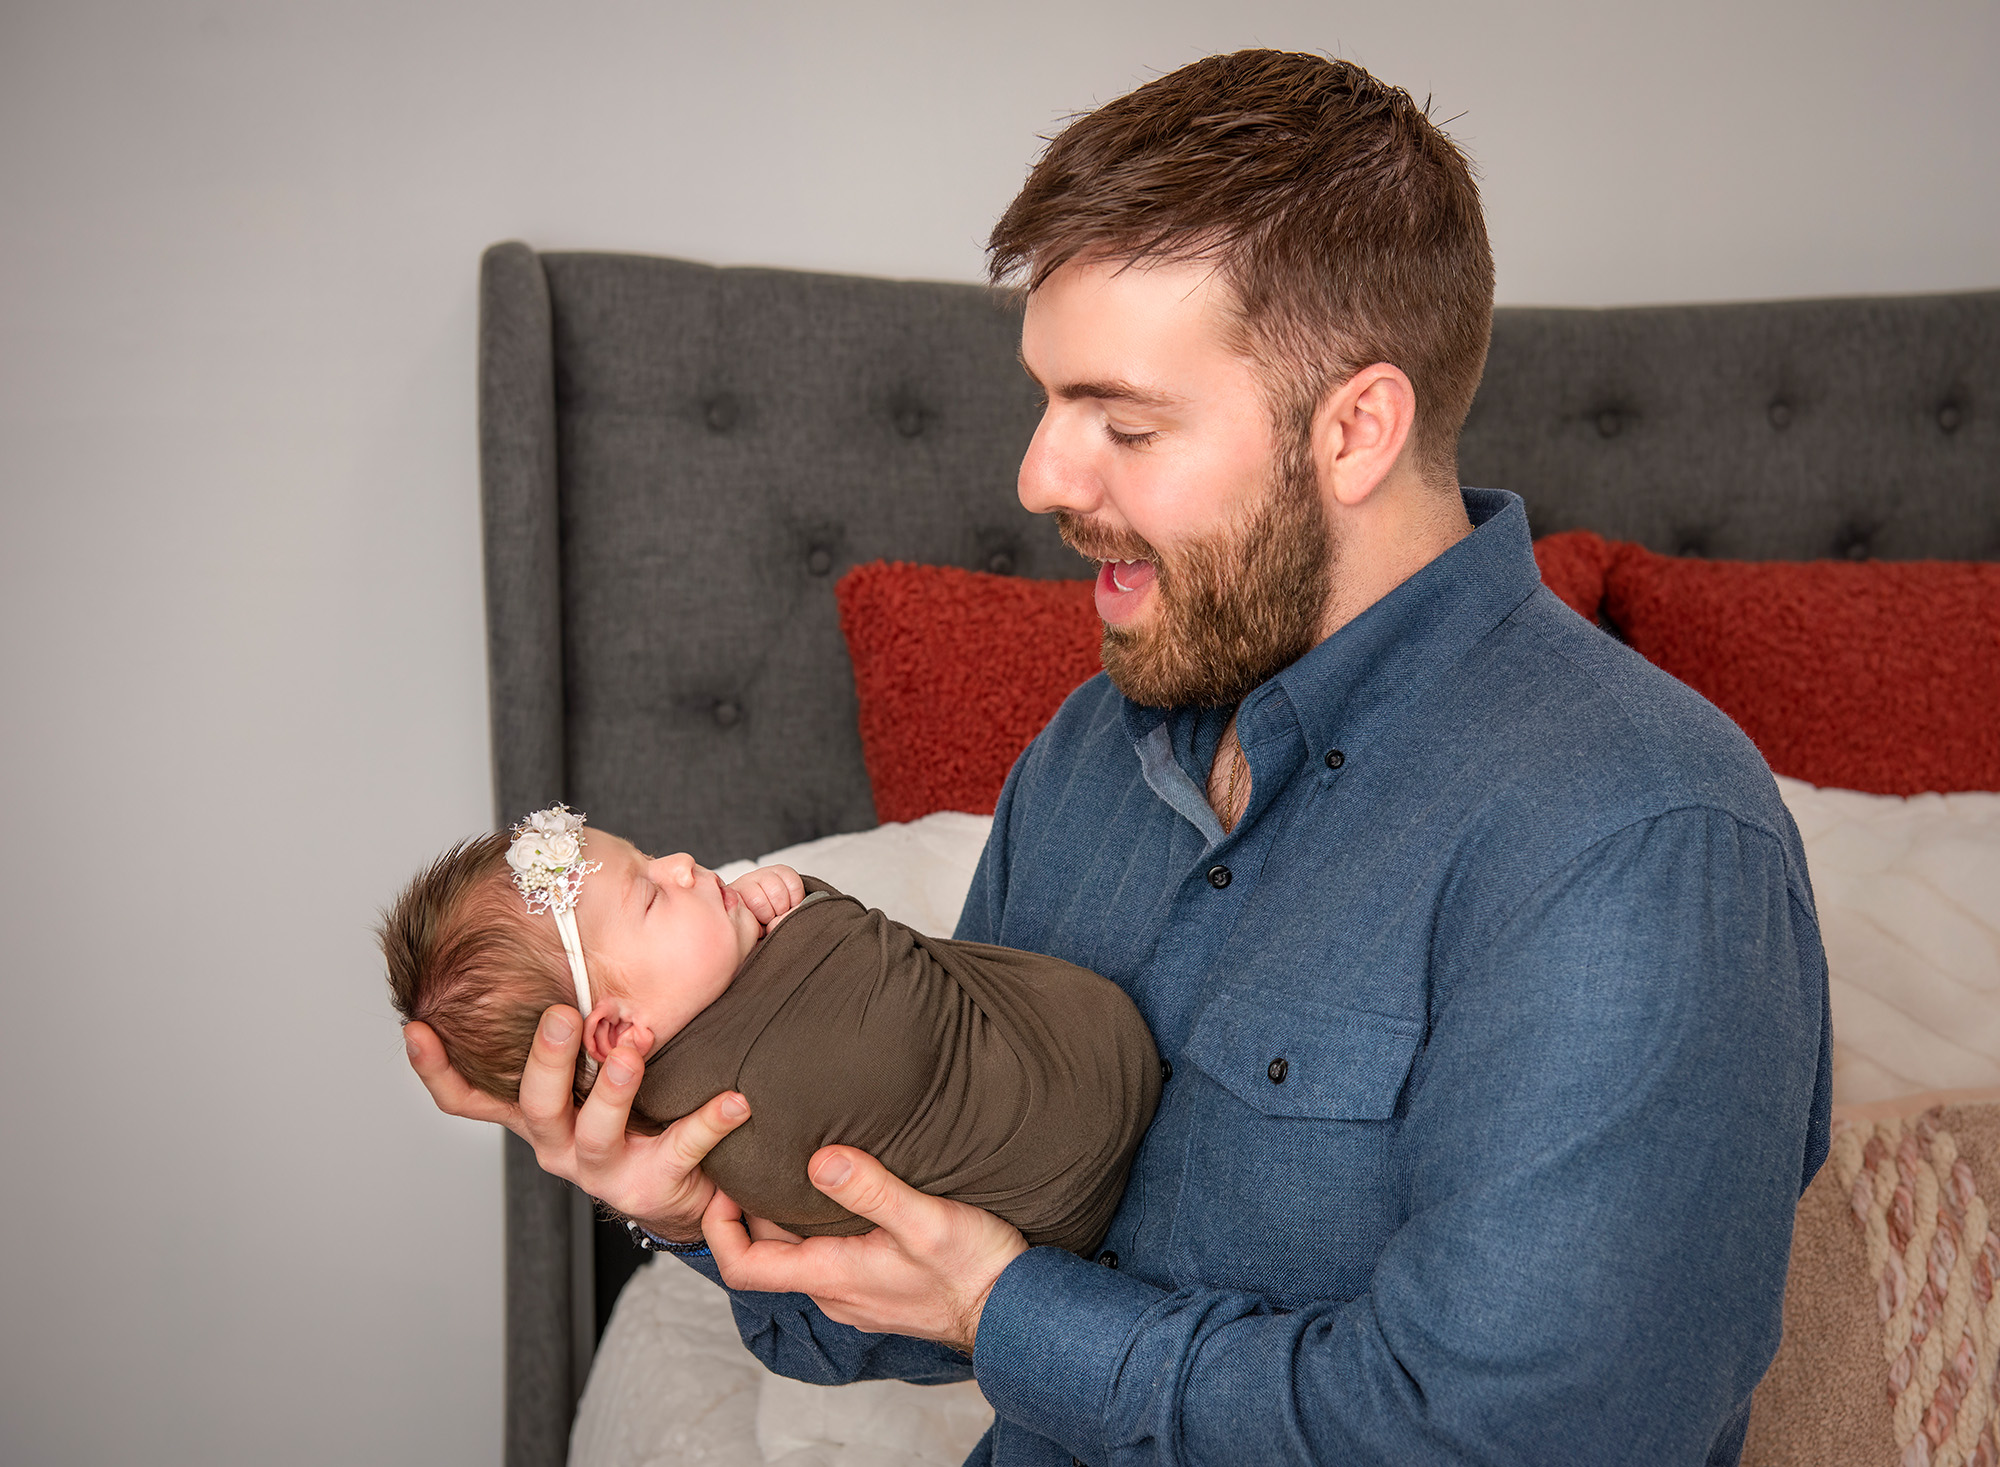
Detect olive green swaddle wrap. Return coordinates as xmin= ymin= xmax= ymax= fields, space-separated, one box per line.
xmin=634 ymin=877 xmax=1161 ymax=1256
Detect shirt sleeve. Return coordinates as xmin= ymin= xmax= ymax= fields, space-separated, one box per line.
xmin=675 ymin=1252 xmax=974 ymax=1387
xmin=972 ymin=806 xmax=1832 ymax=1466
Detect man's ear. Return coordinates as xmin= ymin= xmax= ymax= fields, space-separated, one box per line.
xmin=1312 ymin=363 xmax=1418 ymax=509
xmin=581 ymin=997 xmax=654 ymax=1064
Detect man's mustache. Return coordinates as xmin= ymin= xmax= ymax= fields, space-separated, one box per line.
xmin=1054 ymin=511 xmax=1155 ymax=566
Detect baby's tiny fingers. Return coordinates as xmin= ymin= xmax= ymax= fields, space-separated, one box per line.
xmin=769 ymin=864 xmax=805 ymax=904
xmin=728 ymin=873 xmax=778 ymax=920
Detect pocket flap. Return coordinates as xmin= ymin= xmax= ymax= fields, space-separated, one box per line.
xmin=1184 ymin=989 xmax=1422 ymax=1120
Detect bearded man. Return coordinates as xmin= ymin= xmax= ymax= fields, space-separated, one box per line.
xmin=412 ymin=50 xmax=1830 ymax=1466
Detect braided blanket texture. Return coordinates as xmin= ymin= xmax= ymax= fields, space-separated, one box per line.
xmin=1748 ymin=1095 xmax=2000 ymax=1466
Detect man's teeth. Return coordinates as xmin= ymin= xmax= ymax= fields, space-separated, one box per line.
xmin=1108 ymin=559 xmax=1147 ymax=593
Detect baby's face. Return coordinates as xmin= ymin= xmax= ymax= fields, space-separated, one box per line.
xmin=572 ymin=829 xmax=763 ymax=1050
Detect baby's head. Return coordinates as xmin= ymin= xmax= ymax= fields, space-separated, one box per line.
xmin=382 ymin=813 xmax=762 ymax=1104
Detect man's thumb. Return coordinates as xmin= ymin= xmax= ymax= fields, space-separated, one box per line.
xmin=810 ymin=1146 xmax=899 ymax=1221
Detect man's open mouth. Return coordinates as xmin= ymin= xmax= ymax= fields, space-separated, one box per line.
xmin=1094 ymin=557 xmax=1157 ymax=625
xmin=1107 ymin=558 xmax=1153 ymax=593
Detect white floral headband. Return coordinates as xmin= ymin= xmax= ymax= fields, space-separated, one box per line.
xmin=507 ymin=804 xmax=601 ymax=1013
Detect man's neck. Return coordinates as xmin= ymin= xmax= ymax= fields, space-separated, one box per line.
xmin=1205 ymin=479 xmax=1476 ymax=832
xmin=1317 ymin=477 xmax=1474 ymax=642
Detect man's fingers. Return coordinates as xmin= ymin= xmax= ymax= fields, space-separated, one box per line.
xmin=515 ymin=1006 xmax=585 ymax=1142
xmin=702 ymin=1188 xmax=758 ymax=1274
xmin=808 ymin=1146 xmax=930 ymax=1239
xmin=745 ymin=1212 xmax=806 ymax=1245
xmin=405 ymin=1021 xmax=521 ymax=1129
xmin=704 ymin=1199 xmax=844 ymax=1295
xmin=660 ymin=1090 xmax=752 ymax=1174
xmin=572 ymin=1040 xmax=645 ymax=1166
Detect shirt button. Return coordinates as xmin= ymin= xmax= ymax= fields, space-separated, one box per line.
xmin=1267 ymin=1057 xmax=1289 ymax=1084
xmin=1324 ymin=748 xmax=1345 ymax=769
xmin=1098 ymin=1250 xmax=1119 ymax=1268
xmin=1207 ymin=864 xmax=1232 ymax=889
xmin=1160 ymin=1058 xmax=1173 ymax=1083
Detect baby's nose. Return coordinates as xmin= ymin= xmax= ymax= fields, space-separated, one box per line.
xmin=649 ymin=852 xmax=699 ymax=888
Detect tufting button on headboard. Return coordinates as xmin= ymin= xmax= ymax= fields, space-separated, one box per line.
xmin=705 ymin=395 xmax=739 ymax=432
xmin=712 ymin=699 xmax=742 ymax=728
xmin=1595 ymin=409 xmax=1623 ymax=438
xmin=1832 ymin=523 xmax=1877 ymax=561
xmin=806 ymin=546 xmax=834 ymax=577
xmin=1675 ymin=529 xmax=1712 ymax=558
xmin=1939 ymin=402 xmax=1963 ymax=434
xmin=1767 ymin=400 xmax=1793 ymax=430
xmin=894 ymin=404 xmax=926 ymax=437
xmin=973 ymin=526 xmax=1025 ymax=577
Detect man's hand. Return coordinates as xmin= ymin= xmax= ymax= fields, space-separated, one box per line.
xmin=728 ymin=863 xmax=806 ymax=929
xmin=405 ymin=1007 xmax=748 ymax=1241
xmin=704 ymin=1145 xmax=1029 ymax=1353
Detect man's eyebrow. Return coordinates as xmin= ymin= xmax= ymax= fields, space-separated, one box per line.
xmin=1017 ymin=354 xmax=1184 ymax=409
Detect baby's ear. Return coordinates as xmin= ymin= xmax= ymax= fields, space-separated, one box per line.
xmin=582 ymin=998 xmax=649 ymax=1064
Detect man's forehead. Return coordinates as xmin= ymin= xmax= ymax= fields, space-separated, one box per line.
xmin=1019 ymin=255 xmax=1239 ymax=392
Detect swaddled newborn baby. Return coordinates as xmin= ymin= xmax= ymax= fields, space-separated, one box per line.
xmin=382 ymin=807 xmax=1159 ymax=1255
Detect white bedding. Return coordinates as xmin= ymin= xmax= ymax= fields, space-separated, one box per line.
xmin=713 ymin=811 xmax=993 ymax=941
xmin=1774 ymin=775 xmax=2000 ymax=1104
xmin=571 ymin=1249 xmax=994 ymax=1467
xmin=571 ymin=783 xmax=2000 ymax=1466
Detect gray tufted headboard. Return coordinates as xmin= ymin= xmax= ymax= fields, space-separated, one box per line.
xmin=477 ymin=240 xmax=1997 ymax=1466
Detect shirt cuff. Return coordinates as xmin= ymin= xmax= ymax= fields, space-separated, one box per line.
xmin=973 ymin=1245 xmax=1162 ymax=1461
xmin=625 ymin=1219 xmax=711 ymax=1258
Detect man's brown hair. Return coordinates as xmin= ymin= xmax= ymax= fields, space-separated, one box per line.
xmin=381 ymin=834 xmax=574 ymax=1103
xmin=988 ymin=49 xmax=1494 ymax=488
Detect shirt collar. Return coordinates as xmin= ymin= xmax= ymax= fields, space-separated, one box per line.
xmin=1118 ymin=488 xmax=1542 ymax=765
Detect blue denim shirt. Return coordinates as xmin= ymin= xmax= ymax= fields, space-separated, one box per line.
xmin=703 ymin=488 xmax=1833 ymax=1467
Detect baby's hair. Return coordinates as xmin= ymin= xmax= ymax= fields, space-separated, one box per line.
xmin=381 ymin=833 xmax=577 ymax=1103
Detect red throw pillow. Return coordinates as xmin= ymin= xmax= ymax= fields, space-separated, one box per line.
xmin=1602 ymin=544 xmax=2000 ymax=795
xmin=836 ymin=562 xmax=1101 ymax=822
xmin=1533 ymin=530 xmax=1614 ymax=621
xmin=836 ymin=546 xmax=1699 ymax=821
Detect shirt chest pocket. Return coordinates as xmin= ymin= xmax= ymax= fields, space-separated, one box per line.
xmin=1184 ymin=988 xmax=1423 ymax=1119
xmin=1166 ymin=989 xmax=1423 ymax=1304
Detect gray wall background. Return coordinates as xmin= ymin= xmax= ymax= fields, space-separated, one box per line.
xmin=1 ymin=2 xmax=1993 ymax=1464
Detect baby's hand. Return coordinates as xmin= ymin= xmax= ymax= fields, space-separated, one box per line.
xmin=728 ymin=864 xmax=805 ymax=929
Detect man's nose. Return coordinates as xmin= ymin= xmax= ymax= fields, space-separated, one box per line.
xmin=1017 ymin=414 xmax=1101 ymax=517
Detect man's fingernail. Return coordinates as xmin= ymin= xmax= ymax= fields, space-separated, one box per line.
xmin=543 ymin=1014 xmax=573 ymax=1043
xmin=722 ymin=1094 xmax=749 ymax=1121
xmin=813 ymin=1154 xmax=852 ymax=1189
xmin=605 ymin=1059 xmax=636 ymax=1086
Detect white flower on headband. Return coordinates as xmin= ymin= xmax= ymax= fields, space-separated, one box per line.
xmin=508 ymin=804 xmax=600 ymax=917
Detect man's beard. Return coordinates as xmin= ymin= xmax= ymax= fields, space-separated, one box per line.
xmin=1058 ymin=434 xmax=1333 ymax=709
